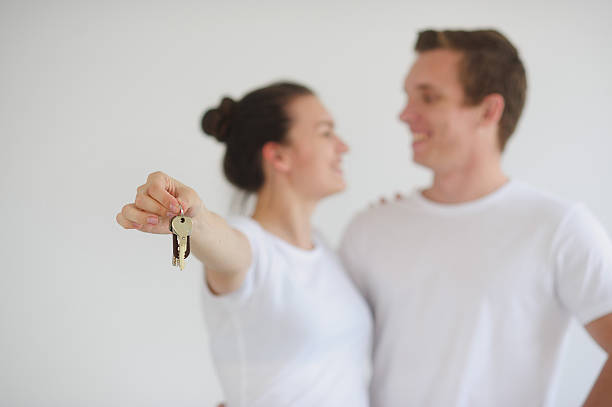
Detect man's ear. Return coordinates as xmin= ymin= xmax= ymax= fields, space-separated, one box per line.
xmin=481 ymin=93 xmax=505 ymax=125
xmin=262 ymin=141 xmax=291 ymax=172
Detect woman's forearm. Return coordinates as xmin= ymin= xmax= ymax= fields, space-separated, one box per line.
xmin=189 ymin=206 xmax=251 ymax=274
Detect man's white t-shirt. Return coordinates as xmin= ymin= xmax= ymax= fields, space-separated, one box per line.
xmin=202 ymin=216 xmax=372 ymax=407
xmin=339 ymin=180 xmax=612 ymax=407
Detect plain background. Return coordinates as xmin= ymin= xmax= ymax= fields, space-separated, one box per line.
xmin=1 ymin=0 xmax=611 ymax=406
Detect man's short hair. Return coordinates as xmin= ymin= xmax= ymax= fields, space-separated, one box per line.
xmin=415 ymin=29 xmax=527 ymax=151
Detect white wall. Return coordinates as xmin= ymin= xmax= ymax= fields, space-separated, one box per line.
xmin=1 ymin=0 xmax=611 ymax=406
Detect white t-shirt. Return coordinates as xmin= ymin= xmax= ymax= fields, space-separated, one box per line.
xmin=339 ymin=180 xmax=612 ymax=407
xmin=202 ymin=216 xmax=373 ymax=407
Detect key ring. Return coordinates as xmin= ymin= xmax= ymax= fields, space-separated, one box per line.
xmin=179 ymin=204 xmax=184 ymax=216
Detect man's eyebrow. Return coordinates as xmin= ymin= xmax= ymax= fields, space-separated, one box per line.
xmin=416 ymin=84 xmax=436 ymax=91
xmin=316 ymin=120 xmax=335 ymax=128
xmin=404 ymin=84 xmax=436 ymax=94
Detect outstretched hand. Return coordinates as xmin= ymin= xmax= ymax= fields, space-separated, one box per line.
xmin=116 ymin=171 xmax=203 ymax=234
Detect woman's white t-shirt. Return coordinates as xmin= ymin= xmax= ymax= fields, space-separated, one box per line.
xmin=202 ymin=216 xmax=373 ymax=407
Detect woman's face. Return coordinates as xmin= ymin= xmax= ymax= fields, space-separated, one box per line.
xmin=282 ymin=94 xmax=349 ymax=200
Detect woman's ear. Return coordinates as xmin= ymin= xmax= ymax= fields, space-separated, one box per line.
xmin=262 ymin=141 xmax=291 ymax=172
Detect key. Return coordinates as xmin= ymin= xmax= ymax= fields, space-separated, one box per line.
xmin=171 ymin=213 xmax=192 ymax=270
xmin=171 ymin=232 xmax=190 ymax=267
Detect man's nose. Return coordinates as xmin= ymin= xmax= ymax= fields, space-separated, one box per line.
xmin=399 ymin=103 xmax=418 ymax=124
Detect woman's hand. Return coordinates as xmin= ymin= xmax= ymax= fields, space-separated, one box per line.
xmin=116 ymin=171 xmax=204 ymax=234
xmin=117 ymin=171 xmax=251 ymax=290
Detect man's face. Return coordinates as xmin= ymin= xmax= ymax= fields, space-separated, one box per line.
xmin=400 ymin=49 xmax=485 ymax=174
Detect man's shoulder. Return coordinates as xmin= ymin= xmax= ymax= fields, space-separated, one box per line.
xmin=341 ymin=193 xmax=420 ymax=244
xmin=348 ymin=193 xmax=416 ymax=223
xmin=505 ymin=180 xmax=576 ymax=218
xmin=339 ymin=194 xmax=413 ymax=260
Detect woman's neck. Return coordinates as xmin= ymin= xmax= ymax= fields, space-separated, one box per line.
xmin=252 ymin=182 xmax=318 ymax=250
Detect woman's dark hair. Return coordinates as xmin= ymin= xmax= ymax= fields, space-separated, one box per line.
xmin=201 ymin=82 xmax=313 ymax=192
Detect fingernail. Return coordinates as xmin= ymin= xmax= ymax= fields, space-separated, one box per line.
xmin=146 ymin=216 xmax=159 ymax=225
xmin=169 ymin=204 xmax=178 ymax=213
xmin=132 ymin=222 xmax=143 ymax=229
xmin=166 ymin=211 xmax=175 ymax=217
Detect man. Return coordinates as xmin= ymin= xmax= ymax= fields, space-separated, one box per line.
xmin=340 ymin=29 xmax=612 ymax=407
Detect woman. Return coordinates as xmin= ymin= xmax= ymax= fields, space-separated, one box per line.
xmin=116 ymin=82 xmax=372 ymax=406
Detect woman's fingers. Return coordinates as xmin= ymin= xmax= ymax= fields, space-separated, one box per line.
xmin=118 ymin=203 xmax=171 ymax=234
xmin=147 ymin=174 xmax=203 ymax=218
xmin=175 ymin=188 xmax=200 ymax=217
xmin=116 ymin=172 xmax=202 ymax=235
xmin=134 ymin=190 xmax=171 ymax=218
xmin=141 ymin=172 xmax=205 ymax=218
xmin=116 ymin=211 xmax=142 ymax=230
xmin=146 ymin=172 xmax=180 ymax=213
xmin=121 ymin=203 xmax=154 ymax=226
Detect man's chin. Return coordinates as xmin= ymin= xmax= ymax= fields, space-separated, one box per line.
xmin=412 ymin=152 xmax=433 ymax=170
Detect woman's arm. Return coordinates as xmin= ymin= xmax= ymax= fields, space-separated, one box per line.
xmin=190 ymin=208 xmax=251 ymax=294
xmin=116 ymin=171 xmax=251 ymax=294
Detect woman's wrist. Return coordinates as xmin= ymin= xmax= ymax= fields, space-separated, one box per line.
xmin=193 ymin=201 xmax=230 ymax=251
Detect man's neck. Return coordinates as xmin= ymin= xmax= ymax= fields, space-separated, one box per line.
xmin=423 ymin=161 xmax=509 ymax=204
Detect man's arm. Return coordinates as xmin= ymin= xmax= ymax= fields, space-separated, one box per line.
xmin=583 ymin=313 xmax=612 ymax=407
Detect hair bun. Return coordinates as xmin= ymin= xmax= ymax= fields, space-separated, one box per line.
xmin=201 ymin=97 xmax=236 ymax=143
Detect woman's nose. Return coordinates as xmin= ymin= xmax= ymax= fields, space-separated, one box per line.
xmin=337 ymin=136 xmax=349 ymax=153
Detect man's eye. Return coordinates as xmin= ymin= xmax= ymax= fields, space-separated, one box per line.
xmin=423 ymin=94 xmax=434 ymax=103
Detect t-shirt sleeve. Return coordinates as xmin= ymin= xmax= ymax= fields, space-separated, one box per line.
xmin=339 ymin=213 xmax=372 ymax=306
xmin=553 ymin=204 xmax=612 ymax=325
xmin=202 ymin=216 xmax=269 ymax=307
